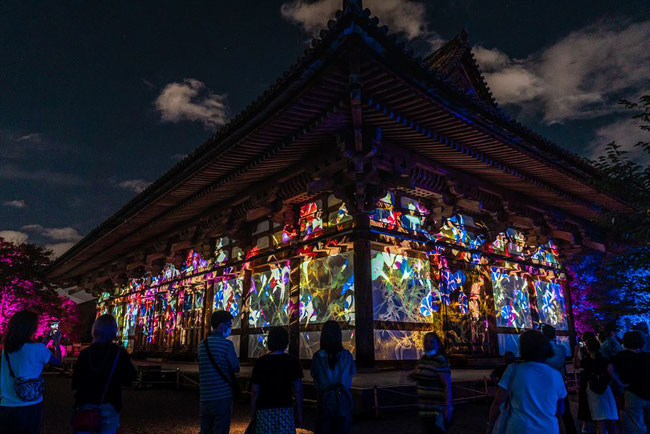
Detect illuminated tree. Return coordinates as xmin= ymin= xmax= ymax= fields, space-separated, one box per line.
xmin=573 ymin=95 xmax=650 ymax=324
xmin=0 ymin=238 xmax=80 ymax=340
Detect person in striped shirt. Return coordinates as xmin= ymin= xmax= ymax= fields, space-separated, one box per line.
xmin=198 ymin=310 xmax=240 ymax=434
xmin=411 ymin=332 xmax=452 ymax=434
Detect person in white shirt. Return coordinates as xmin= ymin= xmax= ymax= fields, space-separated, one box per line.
xmin=542 ymin=324 xmax=576 ymax=434
xmin=0 ymin=310 xmax=61 ymax=434
xmin=487 ymin=330 xmax=567 ymax=434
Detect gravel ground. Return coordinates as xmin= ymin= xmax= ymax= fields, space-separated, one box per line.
xmin=40 ymin=373 xmax=508 ymax=434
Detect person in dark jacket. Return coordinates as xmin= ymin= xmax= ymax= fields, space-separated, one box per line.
xmin=72 ymin=314 xmax=137 ymax=434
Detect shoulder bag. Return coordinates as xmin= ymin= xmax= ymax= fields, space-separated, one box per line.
xmin=492 ymin=363 xmax=519 ymax=434
xmin=71 ymin=347 xmax=120 ymax=431
xmin=203 ymin=339 xmax=241 ymax=400
xmin=3 ymin=350 xmax=45 ymax=402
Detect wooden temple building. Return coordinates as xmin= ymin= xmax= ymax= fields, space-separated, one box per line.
xmin=47 ymin=1 xmax=629 ymax=367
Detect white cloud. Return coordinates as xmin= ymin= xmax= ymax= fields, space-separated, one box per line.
xmin=118 ymin=179 xmax=152 ymax=194
xmin=281 ymin=0 xmax=429 ymax=40
xmin=3 ymin=200 xmax=26 ymax=209
xmin=22 ymin=224 xmax=83 ymax=242
xmin=476 ymin=20 xmax=650 ymax=124
xmin=0 ymin=230 xmax=29 ymax=244
xmin=588 ymin=117 xmax=650 ymax=164
xmin=0 ymin=164 xmax=82 ymax=185
xmin=171 ymin=153 xmax=187 ymax=161
xmin=155 ymin=79 xmax=228 ymax=130
xmin=16 ymin=133 xmax=43 ymax=143
xmin=45 ymin=242 xmax=75 ymax=259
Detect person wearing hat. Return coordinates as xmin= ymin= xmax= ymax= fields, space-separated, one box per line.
xmin=198 ymin=310 xmax=240 ymax=434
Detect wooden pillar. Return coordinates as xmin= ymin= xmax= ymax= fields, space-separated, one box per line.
xmin=240 ymin=268 xmax=253 ymax=362
xmin=354 ymin=212 xmax=374 ymax=369
xmin=563 ymin=274 xmax=578 ymax=355
xmin=288 ymin=257 xmax=302 ymax=358
xmin=203 ymin=281 xmax=215 ymax=339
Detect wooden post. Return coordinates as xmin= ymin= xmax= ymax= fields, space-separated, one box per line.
xmin=240 ymin=268 xmax=253 ymax=362
xmin=354 ymin=212 xmax=375 ymax=368
xmin=288 ymin=257 xmax=302 ymax=358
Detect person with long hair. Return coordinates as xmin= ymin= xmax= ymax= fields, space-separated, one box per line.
xmin=487 ymin=330 xmax=567 ymax=434
xmin=310 ymin=320 xmax=356 ymax=434
xmin=411 ymin=332 xmax=452 ymax=434
xmin=71 ymin=314 xmax=136 ymax=434
xmin=581 ymin=338 xmax=618 ymax=434
xmin=249 ymin=327 xmax=303 ymax=433
xmin=0 ymin=310 xmax=61 ymax=434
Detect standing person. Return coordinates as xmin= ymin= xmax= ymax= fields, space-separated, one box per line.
xmin=580 ymin=338 xmax=618 ymax=434
xmin=311 ymin=320 xmax=356 ymax=434
xmin=609 ymin=331 xmax=650 ymax=434
xmin=411 ymin=332 xmax=452 ymax=434
xmin=542 ymin=324 xmax=576 ymax=434
xmin=599 ymin=324 xmax=623 ymax=361
xmin=599 ymin=323 xmax=624 ymax=428
xmin=574 ymin=332 xmax=596 ymax=433
xmin=490 ymin=351 xmax=515 ymax=385
xmin=198 ymin=310 xmax=240 ymax=434
xmin=249 ymin=327 xmax=303 ymax=433
xmin=487 ymin=330 xmax=567 ymax=434
xmin=71 ymin=314 xmax=137 ymax=434
xmin=0 ymin=310 xmax=61 ymax=434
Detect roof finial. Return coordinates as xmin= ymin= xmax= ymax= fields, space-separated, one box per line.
xmin=343 ymin=0 xmax=363 ymax=11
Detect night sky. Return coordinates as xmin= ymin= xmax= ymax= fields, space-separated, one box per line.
xmin=1 ymin=0 xmax=649 ymax=258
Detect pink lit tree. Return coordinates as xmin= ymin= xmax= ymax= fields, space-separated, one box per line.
xmin=0 ymin=238 xmax=80 ymax=342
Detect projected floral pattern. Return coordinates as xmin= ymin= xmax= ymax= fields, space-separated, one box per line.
xmin=534 ymin=280 xmax=568 ymax=330
xmin=249 ymin=262 xmax=291 ymax=327
xmin=372 ymin=250 xmax=439 ymax=323
xmin=300 ymin=252 xmax=354 ymax=325
xmin=491 ymin=269 xmax=532 ymax=329
xmin=214 ymin=277 xmax=242 ymax=328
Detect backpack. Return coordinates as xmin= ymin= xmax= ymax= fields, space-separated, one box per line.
xmin=318 ymin=353 xmax=352 ymax=417
xmin=588 ymin=362 xmax=611 ymax=395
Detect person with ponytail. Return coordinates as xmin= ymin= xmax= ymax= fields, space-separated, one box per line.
xmin=310 ymin=320 xmax=356 ymax=434
xmin=0 ymin=310 xmax=61 ymax=434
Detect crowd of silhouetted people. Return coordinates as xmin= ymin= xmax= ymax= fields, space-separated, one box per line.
xmin=2 ymin=308 xmax=650 ymax=434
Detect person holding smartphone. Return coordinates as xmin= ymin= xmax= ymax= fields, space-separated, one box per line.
xmin=0 ymin=310 xmax=61 ymax=434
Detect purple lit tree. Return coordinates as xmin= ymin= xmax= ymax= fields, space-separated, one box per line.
xmin=0 ymin=238 xmax=80 ymax=341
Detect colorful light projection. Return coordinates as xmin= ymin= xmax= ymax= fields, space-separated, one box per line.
xmin=328 ymin=202 xmax=353 ymax=227
xmin=213 ymin=277 xmax=242 ymax=328
xmin=214 ymin=237 xmax=230 ymax=265
xmin=534 ymin=280 xmax=568 ymax=330
xmin=374 ymin=330 xmax=430 ymax=360
xmin=436 ymin=215 xmax=485 ymax=250
xmin=491 ymin=269 xmax=533 ymax=329
xmin=532 ymin=241 xmax=561 ymax=267
xmin=299 ymin=202 xmax=323 ymax=240
xmin=248 ymin=262 xmax=291 ymax=327
xmin=181 ymin=250 xmax=210 ymax=276
xmin=371 ymin=250 xmax=440 ymax=323
xmin=399 ymin=196 xmax=429 ymax=233
xmin=300 ymin=252 xmax=354 ymax=325
xmin=300 ymin=330 xmax=355 ymax=359
xmin=248 ymin=333 xmax=268 ymax=358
